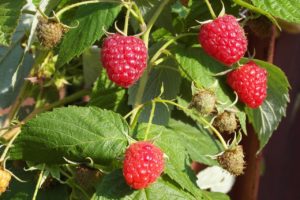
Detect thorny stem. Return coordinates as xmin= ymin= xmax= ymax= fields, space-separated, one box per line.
xmin=204 ymin=0 xmax=217 ymax=19
xmin=32 ymin=164 xmax=45 ymax=200
xmin=144 ymin=101 xmax=156 ymax=141
xmin=55 ymin=0 xmax=124 ymax=18
xmin=155 ymin=98 xmax=228 ymax=150
xmin=150 ymin=33 xmax=198 ymax=66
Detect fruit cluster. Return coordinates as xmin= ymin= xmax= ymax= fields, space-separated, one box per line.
xmin=198 ymin=15 xmax=268 ymax=108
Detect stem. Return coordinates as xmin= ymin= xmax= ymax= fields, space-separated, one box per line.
xmin=155 ymin=99 xmax=228 ymax=149
xmin=131 ymin=3 xmax=146 ymax=26
xmin=204 ymin=0 xmax=216 ymax=19
xmin=124 ymin=104 xmax=143 ymax=119
xmin=0 ymin=128 xmax=21 ymax=162
xmin=132 ymin=0 xmax=170 ymax=110
xmin=149 ymin=33 xmax=197 ymax=66
xmin=123 ymin=2 xmax=132 ymax=35
xmin=1 ymin=89 xmax=90 ymax=141
xmin=24 ymin=89 xmax=90 ymax=122
xmin=4 ymin=81 xmax=29 ymax=126
xmin=144 ymin=101 xmax=156 ymax=141
xmin=55 ymin=0 xmax=123 ymax=18
xmin=32 ymin=165 xmax=45 ymax=200
xmin=142 ymin=0 xmax=170 ymax=47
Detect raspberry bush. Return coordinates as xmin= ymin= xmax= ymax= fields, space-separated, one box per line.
xmin=0 ymin=0 xmax=294 ymax=199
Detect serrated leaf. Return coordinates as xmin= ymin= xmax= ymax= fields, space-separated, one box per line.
xmin=88 ymin=70 xmax=127 ymax=114
xmin=244 ymin=59 xmax=290 ymax=151
xmin=129 ymin=62 xmax=181 ymax=125
xmin=10 ymin=107 xmax=129 ymax=165
xmin=92 ymin=169 xmax=196 ymax=200
xmin=0 ymin=0 xmax=26 ymax=46
xmin=136 ymin=124 xmax=203 ymax=198
xmin=252 ymin=0 xmax=300 ymax=24
xmin=167 ymin=119 xmax=221 ymax=165
xmin=56 ymin=3 xmax=121 ymax=67
xmin=174 ymin=46 xmax=233 ymax=105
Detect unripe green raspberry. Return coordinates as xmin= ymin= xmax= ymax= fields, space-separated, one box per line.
xmin=189 ymin=90 xmax=216 ymax=115
xmin=36 ymin=16 xmax=67 ymax=49
xmin=213 ymin=111 xmax=237 ymax=134
xmin=217 ymin=145 xmax=245 ymax=176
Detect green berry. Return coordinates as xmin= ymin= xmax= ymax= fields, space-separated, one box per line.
xmin=217 ymin=145 xmax=245 ymax=176
xmin=213 ymin=111 xmax=237 ymax=134
xmin=190 ymin=90 xmax=216 ymax=115
xmin=36 ymin=16 xmax=67 ymax=49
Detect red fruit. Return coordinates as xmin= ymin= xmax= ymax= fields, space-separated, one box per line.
xmin=198 ymin=15 xmax=247 ymax=66
xmin=101 ymin=34 xmax=147 ymax=88
xmin=227 ymin=61 xmax=267 ymax=108
xmin=123 ymin=141 xmax=164 ymax=189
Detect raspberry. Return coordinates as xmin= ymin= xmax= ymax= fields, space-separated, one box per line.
xmin=217 ymin=145 xmax=245 ymax=176
xmin=101 ymin=34 xmax=148 ymax=88
xmin=75 ymin=166 xmax=102 ymax=189
xmin=213 ymin=111 xmax=237 ymax=134
xmin=123 ymin=141 xmax=164 ymax=189
xmin=36 ymin=16 xmax=67 ymax=49
xmin=227 ymin=61 xmax=267 ymax=108
xmin=0 ymin=167 xmax=11 ymax=194
xmin=198 ymin=15 xmax=247 ymax=66
xmin=189 ymin=90 xmax=216 ymax=115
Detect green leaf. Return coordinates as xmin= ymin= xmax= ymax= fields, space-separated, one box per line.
xmin=88 ymin=70 xmax=128 ymax=114
xmin=174 ymin=46 xmax=233 ymax=105
xmin=236 ymin=111 xmax=247 ymax=135
xmin=252 ymin=0 xmax=300 ymax=24
xmin=0 ymin=17 xmax=34 ymax=109
xmin=0 ymin=0 xmax=26 ymax=46
xmin=92 ymin=169 xmax=196 ymax=200
xmin=167 ymin=119 xmax=221 ymax=165
xmin=56 ymin=3 xmax=121 ymax=67
xmin=83 ymin=46 xmax=101 ymax=88
xmin=202 ymin=191 xmax=230 ymax=200
xmin=244 ymin=59 xmax=290 ymax=151
xmin=10 ymin=107 xmax=129 ymax=165
xmin=136 ymin=124 xmax=203 ymax=198
xmin=129 ymin=62 xmax=181 ymax=125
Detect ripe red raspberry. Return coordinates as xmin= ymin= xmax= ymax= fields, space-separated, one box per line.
xmin=227 ymin=61 xmax=267 ymax=108
xmin=198 ymin=15 xmax=247 ymax=66
xmin=123 ymin=141 xmax=164 ymax=189
xmin=101 ymin=34 xmax=147 ymax=88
